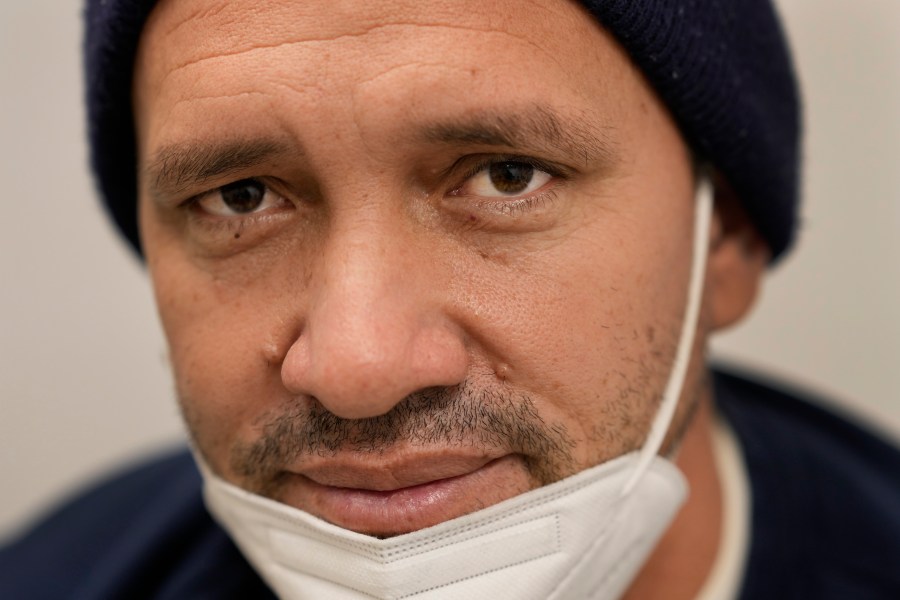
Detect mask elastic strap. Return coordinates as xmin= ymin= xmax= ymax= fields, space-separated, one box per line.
xmin=622 ymin=178 xmax=714 ymax=496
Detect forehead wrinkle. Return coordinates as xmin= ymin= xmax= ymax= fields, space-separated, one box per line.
xmin=160 ymin=0 xmax=232 ymax=39
xmin=157 ymin=17 xmax=570 ymax=86
xmin=159 ymin=21 xmax=446 ymax=81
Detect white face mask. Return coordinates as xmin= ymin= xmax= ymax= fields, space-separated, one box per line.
xmin=200 ymin=179 xmax=714 ymax=600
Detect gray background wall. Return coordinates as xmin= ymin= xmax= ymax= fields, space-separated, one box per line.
xmin=2 ymin=1 xmax=899 ymax=540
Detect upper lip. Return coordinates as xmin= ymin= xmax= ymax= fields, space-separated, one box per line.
xmin=292 ymin=451 xmax=506 ymax=491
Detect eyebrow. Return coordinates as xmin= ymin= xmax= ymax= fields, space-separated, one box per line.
xmin=143 ymin=105 xmax=614 ymax=200
xmin=421 ymin=104 xmax=618 ymax=167
xmin=144 ymin=138 xmax=294 ymax=201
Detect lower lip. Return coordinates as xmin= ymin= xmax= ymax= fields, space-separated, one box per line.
xmin=283 ymin=456 xmax=525 ymax=536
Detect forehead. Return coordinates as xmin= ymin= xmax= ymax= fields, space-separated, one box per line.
xmin=133 ymin=0 xmax=649 ymax=149
xmin=140 ymin=0 xmax=612 ymax=74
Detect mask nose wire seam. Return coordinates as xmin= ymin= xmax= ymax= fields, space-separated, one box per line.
xmin=621 ymin=178 xmax=714 ymax=496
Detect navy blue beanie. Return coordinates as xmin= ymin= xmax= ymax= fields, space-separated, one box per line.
xmin=85 ymin=0 xmax=801 ymax=261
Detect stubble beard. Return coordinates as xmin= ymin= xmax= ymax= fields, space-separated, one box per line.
xmin=226 ymin=382 xmax=580 ymax=500
xmin=177 ymin=319 xmax=707 ymax=513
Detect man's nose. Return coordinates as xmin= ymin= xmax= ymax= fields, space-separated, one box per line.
xmin=280 ymin=214 xmax=469 ymax=420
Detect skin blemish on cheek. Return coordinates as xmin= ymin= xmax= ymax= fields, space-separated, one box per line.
xmin=260 ymin=340 xmax=283 ymax=370
xmin=475 ymin=247 xmax=511 ymax=267
xmin=233 ymin=220 xmax=246 ymax=240
xmin=495 ymin=363 xmax=512 ymax=382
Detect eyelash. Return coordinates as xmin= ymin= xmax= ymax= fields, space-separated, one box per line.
xmin=180 ymin=180 xmax=288 ymax=239
xmin=449 ymin=155 xmax=566 ymax=215
xmin=484 ymin=188 xmax=560 ymax=216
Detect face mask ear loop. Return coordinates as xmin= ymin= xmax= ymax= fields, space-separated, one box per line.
xmin=621 ymin=177 xmax=714 ymax=496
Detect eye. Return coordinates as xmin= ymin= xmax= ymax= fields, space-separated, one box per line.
xmin=460 ymin=160 xmax=553 ymax=198
xmin=193 ymin=178 xmax=286 ymax=217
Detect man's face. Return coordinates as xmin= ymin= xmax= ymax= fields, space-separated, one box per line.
xmin=134 ymin=0 xmax=703 ymax=537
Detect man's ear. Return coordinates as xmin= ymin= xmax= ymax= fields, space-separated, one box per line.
xmin=705 ymin=172 xmax=771 ymax=330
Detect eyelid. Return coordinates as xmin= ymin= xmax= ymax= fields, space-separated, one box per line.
xmin=451 ymin=155 xmax=567 ymax=191
xmin=184 ymin=177 xmax=289 ymax=217
xmin=448 ymin=155 xmax=567 ymax=202
xmin=176 ymin=177 xmax=297 ymax=250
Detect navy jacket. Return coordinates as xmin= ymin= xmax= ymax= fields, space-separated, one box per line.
xmin=3 ymin=370 xmax=900 ymax=599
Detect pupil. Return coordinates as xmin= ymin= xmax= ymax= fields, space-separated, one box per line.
xmin=489 ymin=162 xmax=534 ymax=194
xmin=220 ymin=179 xmax=265 ymax=213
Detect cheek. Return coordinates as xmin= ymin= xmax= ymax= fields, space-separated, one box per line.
xmin=145 ymin=233 xmax=303 ymax=467
xmin=451 ymin=203 xmax=693 ymax=460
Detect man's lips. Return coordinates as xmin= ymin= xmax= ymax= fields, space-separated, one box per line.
xmin=296 ymin=453 xmax=501 ymax=490
xmin=276 ymin=453 xmax=531 ymax=536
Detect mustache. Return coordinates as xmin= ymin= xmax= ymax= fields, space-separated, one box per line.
xmin=230 ymin=381 xmax=577 ymax=494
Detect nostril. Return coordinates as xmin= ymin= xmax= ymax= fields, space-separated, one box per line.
xmin=279 ymin=322 xmax=468 ymax=421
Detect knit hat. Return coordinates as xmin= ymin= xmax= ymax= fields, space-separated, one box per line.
xmin=84 ymin=0 xmax=801 ymax=260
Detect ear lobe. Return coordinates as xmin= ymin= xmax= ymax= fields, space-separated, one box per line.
xmin=705 ymin=174 xmax=771 ymax=330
